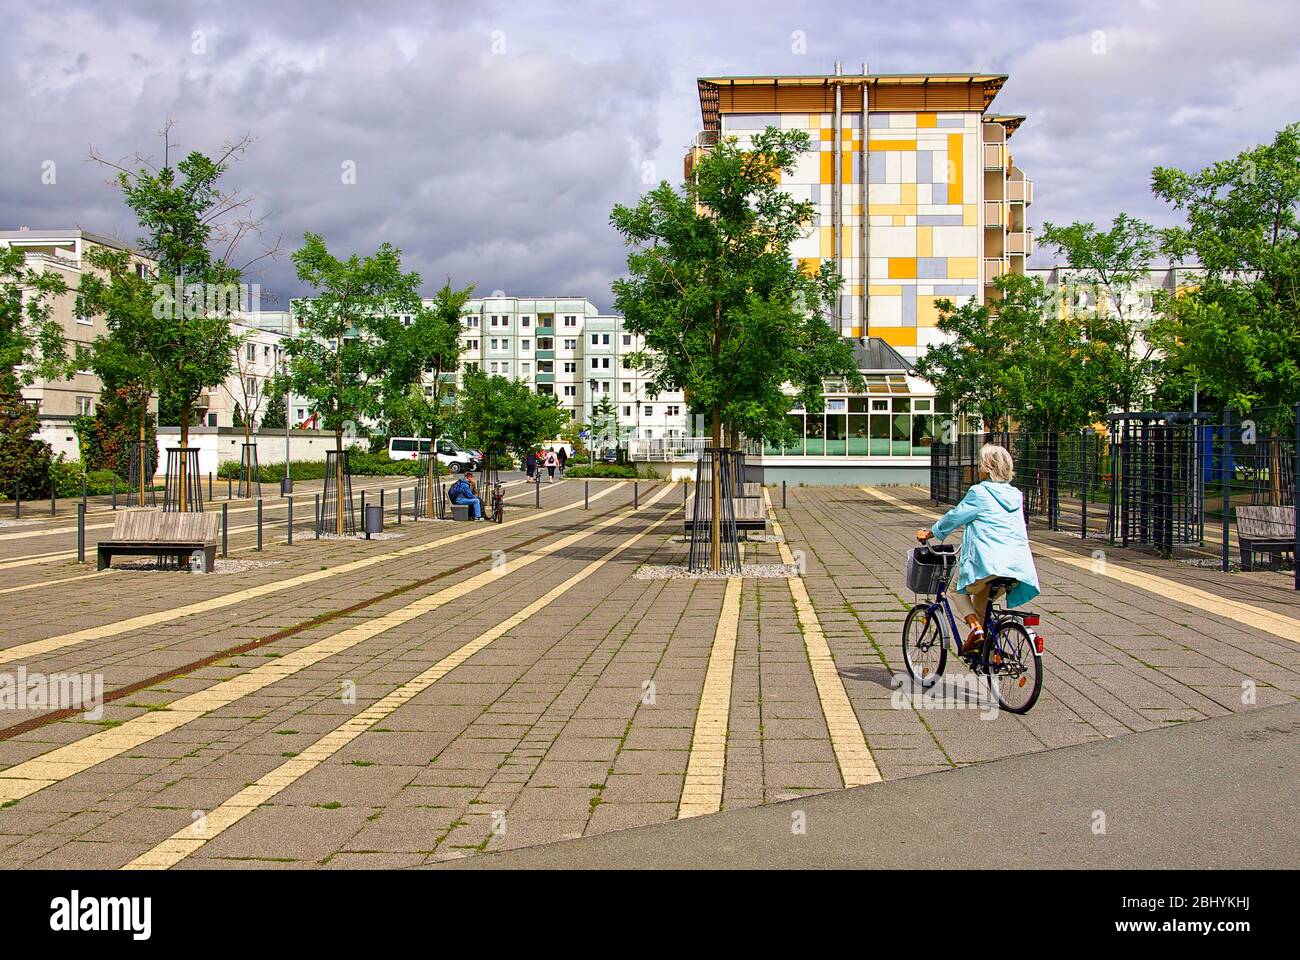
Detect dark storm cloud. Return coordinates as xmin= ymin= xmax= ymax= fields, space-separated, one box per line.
xmin=2 ymin=0 xmax=1297 ymax=308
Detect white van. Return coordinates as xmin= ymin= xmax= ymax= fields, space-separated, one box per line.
xmin=387 ymin=437 xmax=476 ymax=473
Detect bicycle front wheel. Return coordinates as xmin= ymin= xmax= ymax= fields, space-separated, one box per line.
xmin=902 ymin=603 xmax=947 ymax=689
xmin=981 ymin=622 xmax=1043 ymax=714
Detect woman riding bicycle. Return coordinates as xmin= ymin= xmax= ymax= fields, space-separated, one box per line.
xmin=916 ymin=443 xmax=1040 ymax=655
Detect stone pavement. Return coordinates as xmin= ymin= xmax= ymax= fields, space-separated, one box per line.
xmin=0 ymin=480 xmax=1295 ymax=868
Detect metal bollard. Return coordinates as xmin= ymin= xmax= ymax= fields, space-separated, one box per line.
xmin=112 ymin=476 xmax=117 ymax=511
xmin=257 ymin=498 xmax=263 ymax=551
xmin=314 ymin=494 xmax=320 ymax=540
xmin=51 ymin=479 xmax=57 ymax=516
xmin=288 ymin=496 xmax=294 ymax=545
xmin=222 ymin=502 xmax=228 ymax=558
xmin=782 ymin=480 xmax=787 ymax=509
xmin=535 ymin=480 xmax=540 ymax=509
xmin=14 ymin=482 xmax=19 ymax=519
xmin=634 ymin=481 xmax=639 ymax=509
xmin=397 ymin=487 xmax=402 ymax=526
xmin=228 ymin=475 xmax=233 ymax=500
xmin=77 ymin=503 xmax=85 ymax=563
xmin=585 ymin=481 xmax=589 ymax=509
xmin=81 ymin=477 xmax=87 ymax=507
xmin=1221 ymin=407 xmax=1231 ymax=572
xmin=209 ymin=471 xmax=213 ymax=502
xmin=380 ymin=488 xmax=385 ymax=515
xmin=361 ymin=490 xmax=366 ymax=518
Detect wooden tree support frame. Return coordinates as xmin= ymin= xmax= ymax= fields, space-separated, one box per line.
xmin=162 ymin=447 xmax=203 ymax=513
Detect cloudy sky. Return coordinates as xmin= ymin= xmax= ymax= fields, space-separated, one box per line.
xmin=2 ymin=0 xmax=1297 ymax=309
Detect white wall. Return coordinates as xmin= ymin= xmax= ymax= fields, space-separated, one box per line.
xmin=155 ymin=427 xmax=368 ymax=476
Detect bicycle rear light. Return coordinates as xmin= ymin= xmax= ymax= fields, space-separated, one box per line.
xmin=1022 ymin=614 xmax=1040 ymax=626
xmin=1034 ymin=636 xmax=1044 ymax=654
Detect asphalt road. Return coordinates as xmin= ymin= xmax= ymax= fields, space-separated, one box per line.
xmin=438 ymin=701 xmax=1299 ymax=869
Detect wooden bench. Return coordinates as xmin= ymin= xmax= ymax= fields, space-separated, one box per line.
xmin=1235 ymin=505 xmax=1296 ymax=571
xmin=97 ymin=510 xmax=220 ymax=572
xmin=683 ymin=495 xmax=768 ymax=533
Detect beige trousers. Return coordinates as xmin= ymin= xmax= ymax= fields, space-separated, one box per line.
xmin=950 ymin=575 xmax=1005 ymax=623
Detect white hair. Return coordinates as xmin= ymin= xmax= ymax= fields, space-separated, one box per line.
xmin=978 ymin=443 xmax=1014 ymax=483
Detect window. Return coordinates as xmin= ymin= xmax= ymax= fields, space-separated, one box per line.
xmin=522 ymin=362 xmax=531 ymax=375
xmin=75 ymin=308 xmax=92 ymax=326
xmin=563 ymin=361 xmax=576 ymax=373
xmin=538 ymin=337 xmax=553 ymax=350
xmin=591 ymin=334 xmax=599 ymax=346
xmin=521 ymin=339 xmax=531 ymax=351
xmin=490 ymin=316 xmax=499 ymax=327
xmin=622 ymin=334 xmax=632 ymax=346
xmin=424 ymin=386 xmax=434 ymax=396
xmin=402 ymin=315 xmax=412 ymax=327
xmin=667 ymin=405 xmax=680 ymax=416
xmin=602 ymin=334 xmax=610 ymax=345
xmin=601 ymin=358 xmax=610 ymax=369
xmin=590 ymin=358 xmax=599 ymax=370
xmin=563 ymin=385 xmax=576 ymax=397
xmin=490 ymin=338 xmax=499 ymax=350
xmin=296 ymin=408 xmax=306 ymax=421
xmin=500 ymin=316 xmax=509 ymax=328
xmin=490 ymin=362 xmax=499 ymax=373
xmin=623 ymin=406 xmax=631 ymax=417
xmin=601 ymin=381 xmax=610 ymax=393
xmin=538 ymin=361 xmax=553 ymax=373
xmin=135 ymin=262 xmax=149 ymax=279
xmin=521 ymin=316 xmax=531 ymax=327
xmin=245 ymin=376 xmax=259 ymax=396
xmin=246 ymin=343 xmax=257 ymax=362
xmin=466 ymin=361 xmax=478 ymax=372
xmin=465 ymin=316 xmax=479 ymax=328
xmin=563 ymin=339 xmax=576 ymax=350
xmin=563 ymin=315 xmax=577 ymax=327
xmin=622 ymin=382 xmax=632 ymax=393
xmin=75 ymin=396 xmax=93 ymax=416
xmin=207 ymin=412 xmax=218 ymax=427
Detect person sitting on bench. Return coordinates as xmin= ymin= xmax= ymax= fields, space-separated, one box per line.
xmin=447 ymin=475 xmax=483 ymax=520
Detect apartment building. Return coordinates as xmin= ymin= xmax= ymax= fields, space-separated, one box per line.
xmin=681 ymin=67 xmax=1035 ymax=481
xmin=689 ymin=67 xmax=1035 ymax=362
xmin=454 ymin=295 xmax=689 ymax=442
xmin=0 ymin=228 xmax=157 ymax=459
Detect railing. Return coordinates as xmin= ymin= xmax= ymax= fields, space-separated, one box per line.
xmin=1006 ymin=178 xmax=1033 ymax=204
xmin=1006 ymin=229 xmax=1034 ymax=256
xmin=983 ymin=144 xmax=1004 ymax=170
xmin=983 ymin=258 xmax=1006 ymax=284
xmin=983 ymin=200 xmax=1005 ymax=227
xmin=628 ymin=437 xmax=763 ymax=461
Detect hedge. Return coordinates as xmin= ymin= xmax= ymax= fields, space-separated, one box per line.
xmin=216 ymin=451 xmax=446 ymax=483
xmin=562 ymin=463 xmax=645 ymax=479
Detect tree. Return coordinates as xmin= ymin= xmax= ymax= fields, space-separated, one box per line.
xmin=77 ymin=244 xmax=163 ymax=503
xmin=591 ymin=395 xmax=620 ymax=452
xmin=914 ymin=273 xmax=1113 ymax=435
xmin=1149 ymin=123 xmax=1300 ymax=431
xmin=459 ymin=369 xmax=568 ymax=471
xmin=1 ymin=245 xmax=72 ymax=395
xmin=89 ymin=123 xmax=278 ymax=508
xmin=1039 ymin=214 xmax=1162 ymax=412
xmin=610 ymin=126 xmax=860 ymax=568
xmin=281 ymin=233 xmax=422 ymax=533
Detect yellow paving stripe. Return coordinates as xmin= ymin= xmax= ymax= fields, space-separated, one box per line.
xmin=0 ymin=483 xmax=627 ymax=667
xmin=677 ymin=576 xmax=742 ymax=819
xmin=765 ymin=489 xmax=881 ymax=787
xmin=859 ymin=485 xmax=1300 ymax=644
xmin=0 ymin=484 xmax=668 ymax=805
xmin=0 ymin=571 xmax=112 ymax=596
xmin=123 ymin=487 xmax=677 ymax=869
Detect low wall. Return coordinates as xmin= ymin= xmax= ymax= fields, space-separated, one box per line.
xmin=631 ymin=456 xmax=930 ymax=487
xmin=155 ymin=427 xmax=368 ymax=476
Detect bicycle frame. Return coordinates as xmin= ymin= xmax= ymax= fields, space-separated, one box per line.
xmin=925 ymin=564 xmax=1028 ymax=661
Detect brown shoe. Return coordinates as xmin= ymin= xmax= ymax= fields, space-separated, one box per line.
xmin=960 ymin=628 xmax=985 ymax=654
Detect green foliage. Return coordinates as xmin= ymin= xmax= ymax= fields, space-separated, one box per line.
xmin=1149 ymin=123 xmax=1300 ymax=431
xmin=0 ymin=394 xmax=51 ymax=499
xmin=914 ymin=273 xmax=1114 ymax=433
xmin=0 ymin=246 xmax=72 ymax=395
xmin=1038 ymin=214 xmax=1162 ymax=412
xmin=260 ymin=379 xmax=287 ymax=430
xmin=72 ymin=388 xmax=158 ymax=476
xmin=281 ymin=233 xmax=422 ymax=442
xmin=458 ymin=368 xmax=569 ymax=464
xmin=590 ymin=395 xmax=620 ymax=447
xmin=610 ymin=125 xmax=861 ymax=447
xmin=562 ymin=463 xmax=643 ymax=479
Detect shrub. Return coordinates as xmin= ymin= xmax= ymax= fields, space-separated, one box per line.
xmin=563 ymin=463 xmax=640 ymax=479
xmin=217 ymin=451 xmax=445 ymax=482
xmin=0 ymin=396 xmax=52 ymax=500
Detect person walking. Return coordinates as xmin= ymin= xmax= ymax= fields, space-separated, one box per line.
xmin=525 ymin=449 xmax=537 ymax=480
xmin=915 ymin=443 xmax=1039 ymax=653
xmin=557 ymin=446 xmax=568 ymax=476
xmin=545 ymin=448 xmax=558 ymax=483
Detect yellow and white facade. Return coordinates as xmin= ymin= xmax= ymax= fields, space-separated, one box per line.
xmin=691 ymin=69 xmax=1034 ymax=363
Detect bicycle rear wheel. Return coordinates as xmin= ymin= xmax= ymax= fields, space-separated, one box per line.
xmin=980 ymin=622 xmax=1042 ymax=714
xmin=902 ymin=603 xmax=947 ymax=689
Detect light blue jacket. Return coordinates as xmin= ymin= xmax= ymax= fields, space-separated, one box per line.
xmin=930 ymin=481 xmax=1040 ymax=608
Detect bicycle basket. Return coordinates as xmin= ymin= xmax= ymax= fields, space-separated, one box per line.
xmin=905 ymin=547 xmax=954 ymax=594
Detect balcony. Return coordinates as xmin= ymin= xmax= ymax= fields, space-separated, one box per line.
xmin=983 ymin=258 xmax=1006 ymax=284
xmin=982 ymin=200 xmax=1005 ymax=228
xmin=1006 ymin=229 xmax=1034 ymax=256
xmin=1006 ymin=177 xmax=1034 ymax=205
xmin=983 ymin=144 xmax=1004 ymax=170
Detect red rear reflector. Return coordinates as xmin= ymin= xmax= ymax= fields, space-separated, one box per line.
xmin=1022 ymin=614 xmax=1040 ymax=626
xmin=1034 ymin=636 xmax=1044 ymax=654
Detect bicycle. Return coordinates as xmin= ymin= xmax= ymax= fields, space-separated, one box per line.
xmin=481 ymin=454 xmax=505 ymax=524
xmin=900 ymin=543 xmax=1044 ymax=714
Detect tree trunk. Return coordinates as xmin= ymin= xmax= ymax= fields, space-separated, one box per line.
xmin=710 ymin=407 xmax=722 ymax=572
